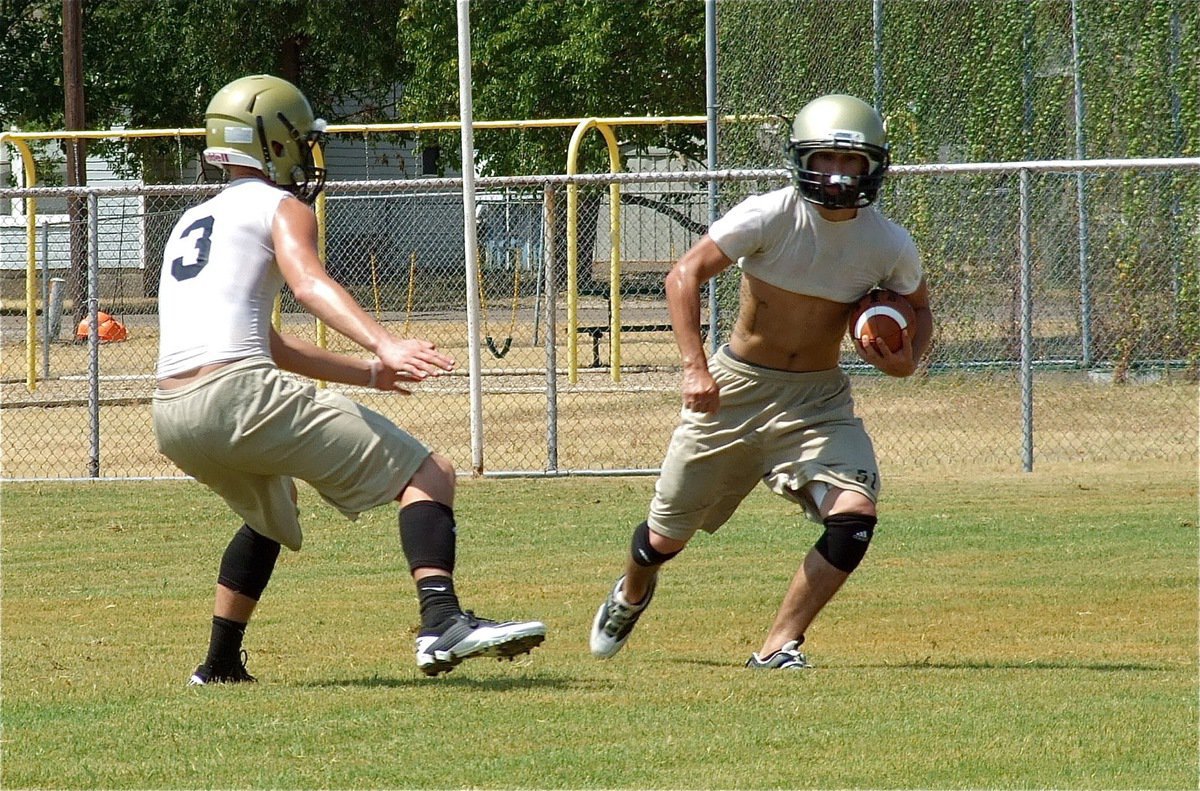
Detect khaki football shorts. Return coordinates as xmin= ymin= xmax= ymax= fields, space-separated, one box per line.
xmin=647 ymin=345 xmax=879 ymax=541
xmin=153 ymin=356 xmax=430 ymax=551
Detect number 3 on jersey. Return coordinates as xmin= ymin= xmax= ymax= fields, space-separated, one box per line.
xmin=170 ymin=215 xmax=215 ymax=281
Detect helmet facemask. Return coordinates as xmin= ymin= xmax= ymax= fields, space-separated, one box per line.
xmin=265 ymin=112 xmax=327 ymax=205
xmin=786 ymin=138 xmax=890 ymax=209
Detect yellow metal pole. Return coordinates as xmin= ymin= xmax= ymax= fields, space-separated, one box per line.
xmin=370 ymin=252 xmax=382 ymax=318
xmin=1 ymin=134 xmax=42 ymax=392
xmin=404 ymin=251 xmax=417 ymax=335
xmin=565 ymin=119 xmax=624 ymax=383
xmin=0 ymin=115 xmax=758 ymax=146
xmin=596 ymin=124 xmax=624 ymax=383
xmin=565 ymin=123 xmax=587 ymax=384
xmin=313 ymin=143 xmax=328 ymax=387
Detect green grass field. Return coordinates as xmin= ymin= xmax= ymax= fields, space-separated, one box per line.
xmin=2 ymin=466 xmax=1196 ymax=789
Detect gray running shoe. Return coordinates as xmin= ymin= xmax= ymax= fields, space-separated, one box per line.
xmin=415 ymin=611 xmax=546 ymax=677
xmin=746 ymin=639 xmax=810 ymax=669
xmin=589 ymin=575 xmax=656 ymax=659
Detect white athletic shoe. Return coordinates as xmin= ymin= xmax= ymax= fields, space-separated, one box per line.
xmin=745 ymin=639 xmax=811 ymax=670
xmin=415 ymin=611 xmax=546 ymax=676
xmin=589 ymin=575 xmax=655 ymax=659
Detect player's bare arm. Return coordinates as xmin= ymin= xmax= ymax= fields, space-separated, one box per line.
xmin=271 ymin=197 xmax=455 ymax=382
xmin=268 ymin=329 xmax=416 ymax=394
xmin=665 ymin=236 xmax=736 ymax=413
xmin=855 ymin=278 xmax=933 ymax=377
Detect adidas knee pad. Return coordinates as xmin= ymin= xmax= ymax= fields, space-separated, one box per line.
xmin=814 ymin=513 xmax=877 ymax=573
xmin=630 ymin=521 xmax=681 ymax=567
xmin=399 ymin=500 xmax=457 ymax=573
xmin=217 ymin=523 xmax=281 ymax=601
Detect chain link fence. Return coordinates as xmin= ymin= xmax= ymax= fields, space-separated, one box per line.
xmin=2 ymin=157 xmax=1196 ymax=480
xmin=716 ymin=0 xmax=1197 ymax=167
xmin=707 ymin=0 xmax=1199 ymax=471
xmin=3 ymin=0 xmax=1196 ymax=477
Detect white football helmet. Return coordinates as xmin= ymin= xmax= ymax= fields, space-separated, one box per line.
xmin=203 ymin=74 xmax=327 ymax=204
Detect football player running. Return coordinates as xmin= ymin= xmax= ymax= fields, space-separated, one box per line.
xmin=154 ymin=75 xmax=545 ymax=683
xmin=590 ymin=94 xmax=933 ymax=669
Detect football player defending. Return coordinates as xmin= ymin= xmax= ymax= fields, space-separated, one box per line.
xmin=590 ymin=94 xmax=932 ymax=669
xmin=154 ymin=75 xmax=545 ymax=683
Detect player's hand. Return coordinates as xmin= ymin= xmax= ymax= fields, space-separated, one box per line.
xmin=857 ymin=328 xmax=918 ymax=377
xmin=375 ymin=338 xmax=456 ymax=388
xmin=681 ymin=365 xmax=720 ymax=413
xmin=367 ymin=359 xmax=414 ymax=394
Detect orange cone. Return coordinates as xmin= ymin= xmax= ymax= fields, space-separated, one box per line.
xmin=76 ymin=311 xmax=129 ymax=343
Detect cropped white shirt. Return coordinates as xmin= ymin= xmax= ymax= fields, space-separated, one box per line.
xmin=707 ymin=186 xmax=922 ymax=303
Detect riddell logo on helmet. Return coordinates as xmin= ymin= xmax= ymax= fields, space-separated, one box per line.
xmin=206 ymin=152 xmax=233 ymax=163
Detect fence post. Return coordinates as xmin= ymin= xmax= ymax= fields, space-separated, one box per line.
xmin=87 ymin=191 xmax=100 ymax=478
xmin=1019 ymin=169 xmax=1034 ymax=472
xmin=1071 ymin=0 xmax=1092 ymax=367
xmin=40 ymin=220 xmax=50 ymax=379
xmin=872 ymin=0 xmax=884 ymax=110
xmin=543 ymin=184 xmax=559 ymax=472
xmin=457 ymin=0 xmax=486 ymax=475
xmin=48 ymin=277 xmax=65 ymax=343
xmin=705 ymin=0 xmax=720 ymax=352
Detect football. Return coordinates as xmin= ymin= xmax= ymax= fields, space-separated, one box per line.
xmin=848 ymin=289 xmax=915 ymax=353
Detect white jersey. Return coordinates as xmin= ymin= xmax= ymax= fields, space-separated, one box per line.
xmin=707 ymin=186 xmax=922 ymax=303
xmin=156 ymin=178 xmax=291 ymax=378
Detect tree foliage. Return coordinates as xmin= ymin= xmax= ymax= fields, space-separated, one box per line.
xmin=394 ymin=0 xmax=704 ymax=174
xmin=2 ymin=0 xmax=414 ymax=130
xmin=1 ymin=0 xmax=705 ymax=177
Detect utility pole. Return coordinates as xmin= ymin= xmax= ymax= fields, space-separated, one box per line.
xmin=63 ymin=0 xmax=88 ymax=324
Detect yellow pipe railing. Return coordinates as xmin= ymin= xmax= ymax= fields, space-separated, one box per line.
xmin=1 ymin=114 xmax=739 ymax=391
xmin=313 ymin=144 xmax=328 ymax=386
xmin=558 ymin=115 xmax=726 ymax=382
xmin=2 ymin=127 xmax=210 ymax=392
xmin=0 ymin=134 xmax=41 ymax=392
xmin=565 ymin=119 xmax=623 ymax=383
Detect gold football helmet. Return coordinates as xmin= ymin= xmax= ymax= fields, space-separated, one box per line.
xmin=203 ymin=74 xmax=327 ymax=204
xmin=785 ymin=94 xmax=890 ymax=209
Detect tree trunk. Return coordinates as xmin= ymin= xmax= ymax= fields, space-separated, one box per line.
xmin=63 ymin=0 xmax=88 ymax=325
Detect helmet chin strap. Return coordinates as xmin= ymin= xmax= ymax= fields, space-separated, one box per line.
xmin=816 ymin=179 xmax=866 ymax=209
xmin=254 ymin=116 xmax=277 ymax=182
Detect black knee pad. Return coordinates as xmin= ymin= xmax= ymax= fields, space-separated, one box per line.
xmin=217 ymin=523 xmax=281 ymax=601
xmin=814 ymin=513 xmax=877 ymax=573
xmin=630 ymin=521 xmax=681 ymax=567
xmin=399 ymin=500 xmax=457 ymax=573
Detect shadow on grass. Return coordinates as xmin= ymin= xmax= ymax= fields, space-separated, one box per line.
xmin=862 ymin=659 xmax=1177 ymax=672
xmin=671 ymin=657 xmax=1175 ymax=672
xmin=298 ymin=672 xmax=588 ymax=690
